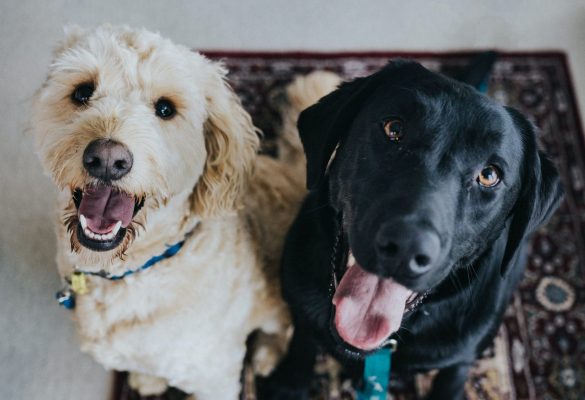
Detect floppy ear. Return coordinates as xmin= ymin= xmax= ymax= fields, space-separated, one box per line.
xmin=451 ymin=51 xmax=497 ymax=92
xmin=299 ymin=77 xmax=369 ymax=190
xmin=299 ymin=60 xmax=427 ymax=190
xmin=500 ymin=107 xmax=564 ymax=275
xmin=190 ymin=60 xmax=261 ymax=217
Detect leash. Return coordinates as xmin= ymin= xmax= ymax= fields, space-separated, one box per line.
xmin=357 ymin=339 xmax=397 ymax=400
xmin=56 ymin=230 xmax=193 ymax=310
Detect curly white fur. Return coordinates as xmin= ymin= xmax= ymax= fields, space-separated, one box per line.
xmin=31 ymin=24 xmax=340 ymax=399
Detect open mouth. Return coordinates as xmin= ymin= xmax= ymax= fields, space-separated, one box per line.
xmin=330 ymin=249 xmax=427 ymax=353
xmin=72 ymin=184 xmax=144 ymax=252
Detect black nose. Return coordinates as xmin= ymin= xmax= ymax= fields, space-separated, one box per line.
xmin=376 ymin=220 xmax=441 ymax=277
xmin=83 ymin=139 xmax=133 ymax=181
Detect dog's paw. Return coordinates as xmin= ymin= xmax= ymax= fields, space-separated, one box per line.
xmin=128 ymin=372 xmax=168 ymax=396
xmin=249 ymin=328 xmax=292 ymax=377
xmin=251 ymin=344 xmax=281 ymax=377
xmin=255 ymin=376 xmax=310 ymax=400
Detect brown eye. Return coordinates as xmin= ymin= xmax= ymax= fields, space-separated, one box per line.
xmin=477 ymin=165 xmax=501 ymax=188
xmin=155 ymin=98 xmax=176 ymax=119
xmin=71 ymin=83 xmax=95 ymax=105
xmin=383 ymin=119 xmax=403 ymax=141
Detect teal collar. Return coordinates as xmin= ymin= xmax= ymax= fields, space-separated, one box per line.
xmin=357 ymin=339 xmax=397 ymax=400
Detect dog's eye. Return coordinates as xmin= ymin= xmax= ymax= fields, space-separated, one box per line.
xmin=383 ymin=119 xmax=403 ymax=141
xmin=71 ymin=83 xmax=95 ymax=105
xmin=155 ymin=98 xmax=176 ymax=119
xmin=477 ymin=165 xmax=501 ymax=188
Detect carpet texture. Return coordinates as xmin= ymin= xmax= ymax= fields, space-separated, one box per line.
xmin=114 ymin=52 xmax=585 ymax=400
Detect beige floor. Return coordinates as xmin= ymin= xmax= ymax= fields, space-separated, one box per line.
xmin=1 ymin=1 xmax=584 ymax=399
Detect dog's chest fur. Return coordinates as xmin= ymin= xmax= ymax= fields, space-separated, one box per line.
xmin=62 ymin=216 xmax=263 ymax=383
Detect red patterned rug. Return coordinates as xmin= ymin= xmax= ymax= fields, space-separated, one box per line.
xmin=113 ymin=51 xmax=585 ymax=400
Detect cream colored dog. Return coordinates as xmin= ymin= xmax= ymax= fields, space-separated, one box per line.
xmin=31 ymin=25 xmax=340 ymax=399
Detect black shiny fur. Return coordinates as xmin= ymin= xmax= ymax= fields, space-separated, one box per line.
xmin=259 ymin=60 xmax=563 ymax=399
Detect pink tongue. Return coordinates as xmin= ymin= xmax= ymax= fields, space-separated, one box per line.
xmin=78 ymin=185 xmax=135 ymax=233
xmin=332 ymin=262 xmax=412 ymax=350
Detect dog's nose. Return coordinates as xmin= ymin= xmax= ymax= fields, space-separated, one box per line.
xmin=376 ymin=221 xmax=441 ymax=277
xmin=83 ymin=139 xmax=133 ymax=181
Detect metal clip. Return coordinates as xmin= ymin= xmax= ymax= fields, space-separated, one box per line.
xmin=380 ymin=338 xmax=398 ymax=352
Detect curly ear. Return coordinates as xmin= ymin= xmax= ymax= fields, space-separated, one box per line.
xmin=190 ymin=61 xmax=261 ymax=217
xmin=500 ymin=107 xmax=564 ymax=275
xmin=298 ymin=60 xmax=429 ymax=190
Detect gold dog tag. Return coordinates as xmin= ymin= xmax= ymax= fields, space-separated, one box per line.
xmin=71 ymin=272 xmax=88 ymax=295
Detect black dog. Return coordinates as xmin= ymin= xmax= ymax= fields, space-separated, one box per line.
xmin=261 ymin=60 xmax=563 ymax=399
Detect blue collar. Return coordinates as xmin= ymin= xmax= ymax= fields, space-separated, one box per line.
xmin=77 ymin=239 xmax=186 ymax=280
xmin=56 ymin=233 xmax=191 ymax=309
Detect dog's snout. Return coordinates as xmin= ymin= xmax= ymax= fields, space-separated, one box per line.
xmin=376 ymin=221 xmax=441 ymax=277
xmin=83 ymin=139 xmax=133 ymax=181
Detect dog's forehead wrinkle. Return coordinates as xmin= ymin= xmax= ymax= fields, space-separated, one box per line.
xmin=413 ymin=91 xmax=451 ymax=117
xmin=425 ymin=113 xmax=508 ymax=175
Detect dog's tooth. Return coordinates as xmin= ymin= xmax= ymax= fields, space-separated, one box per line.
xmin=84 ymin=228 xmax=91 ymax=238
xmin=348 ymin=252 xmax=356 ymax=267
xmin=79 ymin=214 xmax=87 ymax=230
xmin=112 ymin=221 xmax=122 ymax=236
